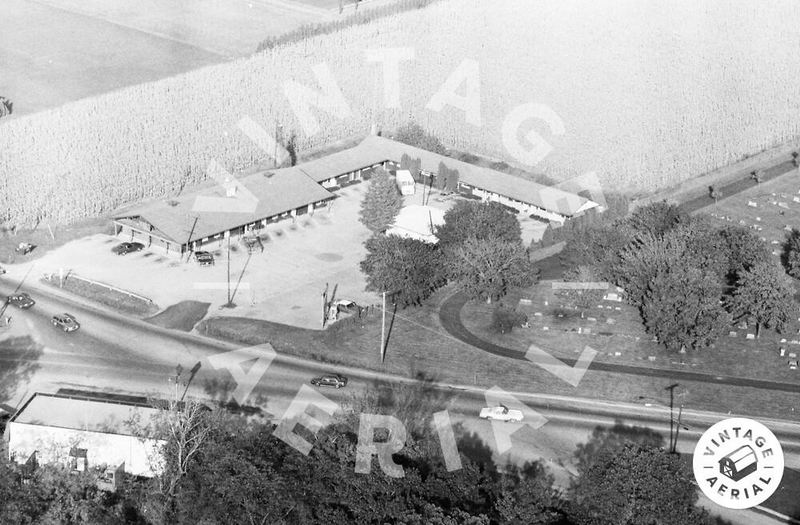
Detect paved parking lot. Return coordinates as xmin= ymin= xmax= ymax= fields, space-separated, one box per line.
xmin=11 ymin=184 xmax=381 ymax=329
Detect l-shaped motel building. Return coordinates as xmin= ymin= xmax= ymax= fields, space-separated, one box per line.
xmin=112 ymin=135 xmax=599 ymax=255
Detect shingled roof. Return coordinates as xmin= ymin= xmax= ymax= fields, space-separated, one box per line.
xmin=114 ymin=167 xmax=334 ymax=245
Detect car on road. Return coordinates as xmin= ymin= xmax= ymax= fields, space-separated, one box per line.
xmin=0 ymin=266 xmax=5 ymax=275
xmin=112 ymin=242 xmax=145 ymax=255
xmin=51 ymin=313 xmax=80 ymax=332
xmin=6 ymin=293 xmax=34 ymax=309
xmin=194 ymin=251 xmax=215 ymax=266
xmin=310 ymin=374 xmax=348 ymax=389
xmin=479 ymin=404 xmax=524 ymax=422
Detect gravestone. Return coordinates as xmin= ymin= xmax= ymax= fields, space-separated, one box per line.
xmin=746 ymin=333 xmax=755 ymax=339
xmin=729 ymin=331 xmax=737 ymax=337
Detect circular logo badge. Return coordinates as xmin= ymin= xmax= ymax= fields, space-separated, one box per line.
xmin=693 ymin=418 xmax=784 ymax=509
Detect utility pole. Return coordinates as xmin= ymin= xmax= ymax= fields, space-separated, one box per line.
xmin=227 ymin=234 xmax=231 ymax=305
xmin=665 ymin=383 xmax=679 ymax=453
xmin=380 ymin=291 xmax=386 ymax=363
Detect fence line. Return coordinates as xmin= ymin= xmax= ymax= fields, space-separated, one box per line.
xmin=43 ymin=272 xmax=154 ymax=304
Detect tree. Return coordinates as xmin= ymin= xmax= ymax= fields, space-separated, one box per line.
xmin=719 ymin=224 xmax=772 ymax=281
xmin=359 ymin=168 xmax=403 ymax=233
xmin=435 ymin=162 xmax=450 ymax=191
xmin=642 ymin=266 xmax=730 ymax=351
xmin=360 ymin=234 xmax=446 ymax=307
xmin=436 ymin=201 xmax=522 ymax=248
xmin=445 ymin=168 xmax=459 ymax=193
xmin=570 ymin=444 xmax=714 ymax=525
xmin=783 ymin=228 xmax=800 ymax=279
xmin=727 ymin=261 xmax=795 ymax=338
xmin=708 ymin=185 xmax=720 ymax=204
xmin=573 ymin=422 xmax=664 ymax=476
xmin=449 ymin=238 xmax=538 ymax=303
xmin=491 ymin=303 xmax=528 ymax=333
xmin=625 ymin=201 xmax=687 ymax=238
xmin=393 ymin=121 xmax=447 ymax=155
xmin=0 ymin=97 xmax=11 ymax=119
xmin=556 ymin=265 xmax=606 ymax=318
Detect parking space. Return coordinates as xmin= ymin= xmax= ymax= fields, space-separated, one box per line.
xmin=13 ymin=185 xmax=381 ymax=329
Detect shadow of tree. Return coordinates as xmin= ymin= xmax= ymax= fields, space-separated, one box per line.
xmin=573 ymin=419 xmax=665 ymax=476
xmin=0 ymin=335 xmax=42 ymax=405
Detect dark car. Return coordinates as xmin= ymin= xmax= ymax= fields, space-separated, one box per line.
xmin=51 ymin=313 xmax=80 ymax=332
xmin=6 ymin=293 xmax=34 ymax=309
xmin=112 ymin=242 xmax=145 ymax=255
xmin=195 ymin=251 xmax=215 ymax=266
xmin=310 ymin=374 xmax=348 ymax=389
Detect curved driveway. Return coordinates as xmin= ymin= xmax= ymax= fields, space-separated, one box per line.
xmin=439 ymin=291 xmax=800 ymax=394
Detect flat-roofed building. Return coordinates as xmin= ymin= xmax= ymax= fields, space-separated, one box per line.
xmin=6 ymin=392 xmax=166 ymax=478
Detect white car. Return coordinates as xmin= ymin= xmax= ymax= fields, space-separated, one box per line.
xmin=479 ymin=404 xmax=524 ymax=422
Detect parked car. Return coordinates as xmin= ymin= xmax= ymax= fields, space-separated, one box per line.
xmin=51 ymin=313 xmax=80 ymax=332
xmin=479 ymin=405 xmax=523 ymax=422
xmin=111 ymin=242 xmax=144 ymax=255
xmin=310 ymin=374 xmax=348 ymax=389
xmin=6 ymin=293 xmax=34 ymax=309
xmin=194 ymin=251 xmax=215 ymax=266
xmin=15 ymin=242 xmax=35 ymax=255
xmin=334 ymin=299 xmax=358 ymax=313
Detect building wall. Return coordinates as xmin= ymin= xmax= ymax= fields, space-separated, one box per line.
xmin=7 ymin=422 xmax=165 ymax=478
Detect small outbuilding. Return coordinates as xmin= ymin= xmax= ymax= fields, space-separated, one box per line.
xmin=395 ymin=169 xmax=416 ymax=195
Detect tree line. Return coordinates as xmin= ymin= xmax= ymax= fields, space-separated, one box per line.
xmin=0 ymin=384 xmax=730 ymax=525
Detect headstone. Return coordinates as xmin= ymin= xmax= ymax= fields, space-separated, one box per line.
xmin=779 ymin=202 xmax=790 ymax=209
xmin=583 ymin=327 xmax=591 ymax=334
xmin=557 ymin=313 xmax=563 ymax=318
xmin=785 ymin=225 xmax=793 ymax=232
xmin=519 ymin=298 xmax=532 ymax=305
xmin=746 ymin=333 xmax=755 ymax=339
xmin=781 ymin=338 xmax=788 ymax=343
xmin=607 ymin=318 xmax=616 ymax=324
xmin=790 ymin=360 xmax=799 ymax=370
xmin=614 ymin=306 xmax=621 ymax=311
xmin=747 ymin=201 xmax=757 ymax=207
xmin=648 ymin=356 xmax=656 ymax=361
xmin=794 ymin=197 xmax=800 ymax=204
xmin=780 ymin=348 xmax=786 ymax=357
xmin=729 ymin=331 xmax=737 ymax=337
xmin=739 ymin=219 xmax=747 ymax=225
xmin=773 ymin=250 xmax=780 ymax=256
xmin=534 ymin=312 xmax=543 ymax=316
xmin=614 ymin=352 xmax=621 ymax=357
xmin=598 ymin=305 xmax=604 ymax=309
xmin=542 ymin=326 xmax=549 ymax=331
xmin=772 ymin=240 xmax=780 ymax=244
xmin=544 ymin=300 xmax=548 ymax=306
xmin=587 ymin=317 xmax=597 ymax=321
xmin=791 ymin=353 xmax=798 ymax=359
xmin=756 ymin=216 xmax=762 ymax=221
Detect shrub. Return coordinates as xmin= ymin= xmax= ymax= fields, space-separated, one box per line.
xmin=492 ymin=304 xmax=528 ymax=333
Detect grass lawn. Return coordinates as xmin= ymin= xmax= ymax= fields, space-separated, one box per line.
xmin=40 ymin=273 xmax=159 ymax=317
xmin=0 ymin=217 xmax=111 ymax=266
xmin=461 ymin=281 xmax=800 ymax=420
xmin=146 ymin=301 xmax=211 ymax=331
xmin=197 ymin=284 xmax=800 ymax=422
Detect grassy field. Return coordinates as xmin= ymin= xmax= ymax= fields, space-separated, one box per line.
xmin=0 ymin=217 xmax=111 ymax=266
xmin=0 ymin=0 xmax=339 ymax=117
xmin=197 ymin=284 xmax=800 ymax=422
xmin=40 ymin=272 xmax=160 ymax=317
xmin=699 ymin=168 xmax=800 ymax=263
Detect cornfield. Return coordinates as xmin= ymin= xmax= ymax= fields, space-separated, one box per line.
xmin=4 ymin=0 xmax=800 ymax=228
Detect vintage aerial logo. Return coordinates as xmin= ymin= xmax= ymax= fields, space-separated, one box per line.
xmin=693 ymin=418 xmax=784 ymax=509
